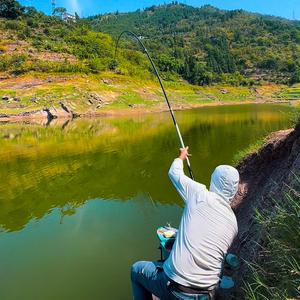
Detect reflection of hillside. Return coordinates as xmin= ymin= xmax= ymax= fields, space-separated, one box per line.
xmin=0 ymin=104 xmax=294 ymax=232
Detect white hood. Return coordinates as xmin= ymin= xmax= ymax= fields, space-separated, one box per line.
xmin=209 ymin=165 xmax=239 ymax=202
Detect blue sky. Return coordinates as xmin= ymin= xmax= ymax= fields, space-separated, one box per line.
xmin=19 ymin=0 xmax=299 ymax=20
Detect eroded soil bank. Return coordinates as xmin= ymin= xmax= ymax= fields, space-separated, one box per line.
xmin=226 ymin=119 xmax=300 ymax=298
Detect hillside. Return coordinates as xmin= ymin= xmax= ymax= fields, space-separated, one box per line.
xmin=0 ymin=7 xmax=148 ymax=77
xmin=89 ymin=3 xmax=300 ymax=85
xmin=0 ymin=1 xmax=300 ymax=119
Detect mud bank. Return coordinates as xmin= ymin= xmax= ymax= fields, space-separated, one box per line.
xmin=0 ymin=100 xmax=291 ymax=122
xmin=227 ymin=119 xmax=300 ymax=298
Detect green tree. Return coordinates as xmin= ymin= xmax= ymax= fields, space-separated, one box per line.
xmin=0 ymin=0 xmax=23 ymax=19
xmin=53 ymin=7 xmax=67 ymax=18
xmin=290 ymin=67 xmax=300 ymax=84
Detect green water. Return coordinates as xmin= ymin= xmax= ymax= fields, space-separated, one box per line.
xmin=0 ymin=104 xmax=295 ymax=300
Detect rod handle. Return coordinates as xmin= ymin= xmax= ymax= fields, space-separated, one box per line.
xmin=186 ymin=157 xmax=194 ymax=180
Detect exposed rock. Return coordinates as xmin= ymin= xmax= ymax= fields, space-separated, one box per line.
xmin=89 ymin=93 xmax=103 ymax=102
xmin=102 ymin=79 xmax=112 ymax=85
xmin=59 ymin=101 xmax=70 ymax=113
xmin=30 ymin=97 xmax=38 ymax=103
xmin=42 ymin=107 xmax=56 ymax=121
xmin=220 ymin=89 xmax=229 ymax=94
xmin=57 ymin=102 xmax=78 ymax=119
xmin=13 ymin=97 xmax=21 ymax=102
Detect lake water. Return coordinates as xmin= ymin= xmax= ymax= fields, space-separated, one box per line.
xmin=0 ymin=104 xmax=295 ymax=300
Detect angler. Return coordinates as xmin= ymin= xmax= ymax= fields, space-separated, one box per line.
xmin=115 ymin=31 xmax=239 ymax=300
xmin=131 ymin=148 xmax=239 ymax=300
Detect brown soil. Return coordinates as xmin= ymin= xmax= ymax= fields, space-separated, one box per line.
xmin=35 ymin=51 xmax=77 ymax=63
xmin=223 ymin=119 xmax=300 ymax=299
xmin=0 ymin=75 xmax=70 ymax=90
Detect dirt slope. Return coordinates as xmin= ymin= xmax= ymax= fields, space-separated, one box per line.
xmin=227 ymin=119 xmax=300 ymax=298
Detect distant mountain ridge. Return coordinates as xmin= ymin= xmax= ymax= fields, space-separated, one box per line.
xmin=88 ymin=3 xmax=300 ymax=85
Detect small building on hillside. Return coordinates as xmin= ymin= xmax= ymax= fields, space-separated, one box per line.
xmin=62 ymin=12 xmax=76 ymax=23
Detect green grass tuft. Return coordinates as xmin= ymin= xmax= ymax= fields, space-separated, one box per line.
xmin=232 ymin=139 xmax=265 ymax=166
xmin=244 ymin=185 xmax=300 ymax=300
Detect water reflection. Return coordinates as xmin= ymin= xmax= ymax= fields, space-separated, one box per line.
xmin=0 ymin=104 xmax=294 ymax=232
xmin=0 ymin=197 xmax=182 ymax=300
xmin=0 ymin=104 xmax=295 ymax=300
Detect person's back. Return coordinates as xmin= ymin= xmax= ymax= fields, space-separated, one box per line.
xmin=130 ymin=147 xmax=239 ymax=300
xmin=163 ymin=157 xmax=238 ymax=289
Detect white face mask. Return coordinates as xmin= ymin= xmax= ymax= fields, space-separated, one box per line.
xmin=209 ymin=165 xmax=240 ymax=202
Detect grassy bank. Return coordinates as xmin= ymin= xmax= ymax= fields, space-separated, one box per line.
xmin=244 ymin=187 xmax=300 ymax=300
xmin=1 ymin=72 xmax=299 ymax=118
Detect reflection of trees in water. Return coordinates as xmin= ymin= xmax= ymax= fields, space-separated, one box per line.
xmin=0 ymin=105 xmax=293 ymax=232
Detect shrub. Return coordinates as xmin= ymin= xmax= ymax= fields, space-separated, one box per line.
xmin=4 ymin=19 xmax=25 ymax=31
xmin=108 ymin=59 xmax=119 ymax=70
xmin=220 ymin=72 xmax=254 ymax=86
xmin=87 ymin=58 xmax=106 ymax=72
xmin=0 ymin=54 xmax=27 ymax=72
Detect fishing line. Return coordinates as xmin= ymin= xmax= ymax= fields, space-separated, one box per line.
xmin=114 ymin=30 xmax=194 ymax=180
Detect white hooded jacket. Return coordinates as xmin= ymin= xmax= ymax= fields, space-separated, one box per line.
xmin=163 ymin=158 xmax=239 ymax=289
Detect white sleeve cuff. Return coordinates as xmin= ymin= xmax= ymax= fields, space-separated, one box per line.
xmin=173 ymin=158 xmax=184 ymax=168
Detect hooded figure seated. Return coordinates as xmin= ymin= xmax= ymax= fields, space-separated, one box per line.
xmin=131 ymin=147 xmax=239 ymax=300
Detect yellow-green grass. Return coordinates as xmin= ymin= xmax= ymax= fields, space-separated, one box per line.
xmin=277 ymin=84 xmax=300 ymax=100
xmin=0 ymin=72 xmax=294 ymax=116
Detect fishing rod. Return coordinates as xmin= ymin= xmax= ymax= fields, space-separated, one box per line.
xmin=114 ymin=30 xmax=194 ymax=180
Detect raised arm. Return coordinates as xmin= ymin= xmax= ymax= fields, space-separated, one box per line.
xmin=168 ymin=147 xmax=204 ymax=203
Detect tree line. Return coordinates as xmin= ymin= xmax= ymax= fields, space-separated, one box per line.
xmin=1 ymin=0 xmax=300 ymax=85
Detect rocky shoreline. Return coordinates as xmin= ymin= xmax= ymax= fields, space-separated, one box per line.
xmin=0 ymin=99 xmax=295 ymax=123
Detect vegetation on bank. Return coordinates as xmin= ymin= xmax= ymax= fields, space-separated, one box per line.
xmin=0 ymin=1 xmax=151 ymax=79
xmin=0 ymin=0 xmax=300 ymax=115
xmin=1 ymin=71 xmax=300 ymax=116
xmin=0 ymin=0 xmax=300 ymax=87
xmin=244 ymin=188 xmax=300 ymax=300
xmin=232 ymin=139 xmax=266 ymax=166
xmin=0 ymin=72 xmax=264 ymax=115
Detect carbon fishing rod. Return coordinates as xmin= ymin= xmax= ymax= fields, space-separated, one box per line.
xmin=114 ymin=30 xmax=194 ymax=180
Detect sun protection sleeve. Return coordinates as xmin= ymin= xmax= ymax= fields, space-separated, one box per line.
xmin=168 ymin=158 xmax=206 ymax=204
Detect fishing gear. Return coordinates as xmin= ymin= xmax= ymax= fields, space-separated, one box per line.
xmin=114 ymin=30 xmax=194 ymax=180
